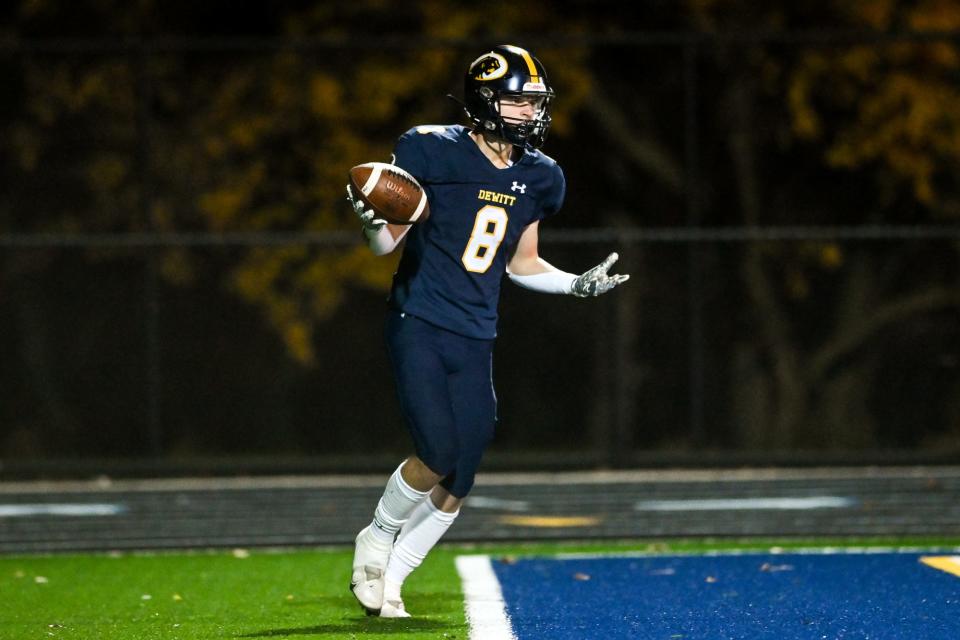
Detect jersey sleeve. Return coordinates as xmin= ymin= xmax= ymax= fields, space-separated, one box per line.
xmin=392 ymin=128 xmax=431 ymax=182
xmin=538 ymin=163 xmax=566 ymax=220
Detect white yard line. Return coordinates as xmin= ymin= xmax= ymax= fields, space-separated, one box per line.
xmin=466 ymin=496 xmax=530 ymax=512
xmin=0 ymin=503 xmax=126 ymax=517
xmin=456 ymin=555 xmax=517 ymax=640
xmin=634 ymin=496 xmax=857 ymax=511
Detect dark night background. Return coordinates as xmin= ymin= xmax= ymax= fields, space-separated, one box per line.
xmin=1 ymin=1 xmax=959 ymax=476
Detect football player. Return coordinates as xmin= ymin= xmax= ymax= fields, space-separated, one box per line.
xmin=346 ymin=44 xmax=629 ymax=618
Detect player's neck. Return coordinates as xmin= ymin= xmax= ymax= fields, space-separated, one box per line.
xmin=470 ymin=131 xmax=520 ymax=169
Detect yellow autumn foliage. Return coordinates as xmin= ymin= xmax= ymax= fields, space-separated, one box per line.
xmin=689 ymin=0 xmax=960 ymax=214
xmin=5 ymin=1 xmax=594 ymax=365
xmin=87 ymin=155 xmax=128 ymax=191
xmin=787 ymin=3 xmax=960 ymax=209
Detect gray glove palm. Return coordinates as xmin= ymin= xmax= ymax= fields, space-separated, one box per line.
xmin=572 ymin=252 xmax=630 ymax=297
xmin=346 ymin=184 xmax=387 ymax=233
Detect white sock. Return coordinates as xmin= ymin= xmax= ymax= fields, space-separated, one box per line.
xmin=384 ymin=496 xmax=458 ymax=590
xmin=368 ymin=462 xmax=429 ymax=545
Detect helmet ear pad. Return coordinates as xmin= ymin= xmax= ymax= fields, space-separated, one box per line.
xmin=477 ymin=87 xmax=498 ymax=132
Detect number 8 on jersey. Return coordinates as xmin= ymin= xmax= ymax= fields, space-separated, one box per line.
xmin=461 ymin=206 xmax=508 ymax=273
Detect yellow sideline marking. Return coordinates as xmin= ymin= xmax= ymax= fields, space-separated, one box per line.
xmin=498 ymin=515 xmax=600 ymax=528
xmin=920 ymin=556 xmax=960 ymax=579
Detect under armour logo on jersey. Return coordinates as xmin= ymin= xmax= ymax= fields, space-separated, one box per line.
xmin=511 ymin=182 xmax=527 ymax=193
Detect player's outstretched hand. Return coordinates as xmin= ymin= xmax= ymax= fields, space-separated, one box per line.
xmin=346 ymin=184 xmax=387 ymax=233
xmin=571 ymin=252 xmax=630 ymax=297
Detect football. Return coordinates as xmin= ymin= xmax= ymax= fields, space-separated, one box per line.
xmin=348 ymin=162 xmax=429 ymax=225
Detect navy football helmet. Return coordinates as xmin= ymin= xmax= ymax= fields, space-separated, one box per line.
xmin=463 ymin=44 xmax=555 ymax=150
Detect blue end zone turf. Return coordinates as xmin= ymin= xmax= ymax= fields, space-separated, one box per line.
xmin=488 ymin=552 xmax=960 ymax=640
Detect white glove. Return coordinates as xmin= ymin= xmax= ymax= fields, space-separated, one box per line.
xmin=571 ymin=252 xmax=630 ymax=297
xmin=346 ymin=184 xmax=387 ymax=233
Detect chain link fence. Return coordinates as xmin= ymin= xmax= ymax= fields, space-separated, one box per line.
xmin=1 ymin=32 xmax=959 ymax=475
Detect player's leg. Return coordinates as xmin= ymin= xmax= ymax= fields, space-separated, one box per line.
xmin=379 ymin=485 xmax=462 ymax=617
xmin=386 ymin=313 xmax=463 ymax=479
xmin=352 ymin=312 xmax=462 ymax=615
xmin=439 ymin=337 xmax=497 ymax=500
xmin=350 ymin=458 xmax=427 ymax=614
xmin=399 ymin=455 xmax=443 ymax=491
xmin=380 ymin=336 xmax=497 ymax=617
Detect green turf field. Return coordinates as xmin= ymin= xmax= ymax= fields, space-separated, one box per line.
xmin=3 ymin=538 xmax=959 ymax=640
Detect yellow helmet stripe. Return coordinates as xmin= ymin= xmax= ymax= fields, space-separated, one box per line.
xmin=503 ymin=44 xmax=540 ymax=83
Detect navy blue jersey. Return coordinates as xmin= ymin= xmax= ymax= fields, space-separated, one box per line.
xmin=389 ymin=124 xmax=566 ymax=339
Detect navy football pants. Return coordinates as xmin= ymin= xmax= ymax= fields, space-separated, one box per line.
xmin=385 ymin=311 xmax=497 ymax=498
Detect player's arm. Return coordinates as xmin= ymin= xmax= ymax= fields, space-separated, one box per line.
xmin=507 ymin=221 xmax=629 ymax=297
xmin=346 ymin=184 xmax=411 ymax=256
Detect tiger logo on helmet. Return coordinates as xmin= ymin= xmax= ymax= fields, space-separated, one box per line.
xmin=472 ymin=52 xmax=509 ymax=81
